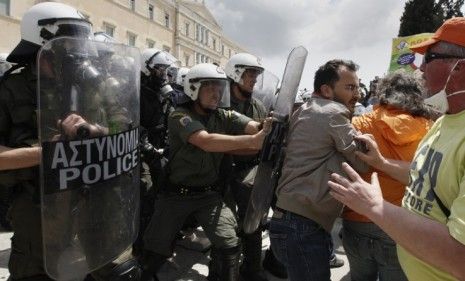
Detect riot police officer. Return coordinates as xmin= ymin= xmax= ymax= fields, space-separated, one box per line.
xmin=167 ymin=66 xmax=190 ymax=106
xmin=136 ymin=48 xmax=179 ymax=257
xmin=140 ymin=63 xmax=271 ymax=281
xmin=224 ymin=53 xmax=269 ymax=281
xmin=0 ymin=2 xmax=142 ymax=280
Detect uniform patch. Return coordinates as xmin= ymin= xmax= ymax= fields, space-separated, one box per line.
xmin=179 ymin=116 xmax=193 ymax=127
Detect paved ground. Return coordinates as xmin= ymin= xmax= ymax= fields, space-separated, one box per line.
xmin=0 ymin=219 xmax=350 ymax=280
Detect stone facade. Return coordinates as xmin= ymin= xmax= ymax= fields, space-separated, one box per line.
xmin=0 ymin=0 xmax=247 ymax=67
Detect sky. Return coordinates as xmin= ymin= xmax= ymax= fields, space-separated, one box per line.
xmin=204 ymin=0 xmax=407 ymax=91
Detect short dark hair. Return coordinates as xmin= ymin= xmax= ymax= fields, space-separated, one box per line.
xmin=313 ymin=59 xmax=359 ymax=93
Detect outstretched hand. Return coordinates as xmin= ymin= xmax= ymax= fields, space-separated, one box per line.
xmin=328 ymin=162 xmax=384 ymax=219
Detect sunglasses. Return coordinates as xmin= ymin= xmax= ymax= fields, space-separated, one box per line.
xmin=424 ymin=52 xmax=465 ymax=64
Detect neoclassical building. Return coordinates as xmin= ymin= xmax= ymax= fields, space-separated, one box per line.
xmin=0 ymin=0 xmax=246 ymax=67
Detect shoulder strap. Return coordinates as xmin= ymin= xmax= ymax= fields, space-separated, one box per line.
xmin=432 ymin=188 xmax=451 ymax=218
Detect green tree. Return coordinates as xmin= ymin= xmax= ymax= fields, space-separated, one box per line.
xmin=398 ymin=0 xmax=464 ymax=36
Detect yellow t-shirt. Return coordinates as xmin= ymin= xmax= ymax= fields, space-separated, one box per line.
xmin=399 ymin=110 xmax=465 ymax=281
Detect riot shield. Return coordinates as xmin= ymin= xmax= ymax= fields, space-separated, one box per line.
xmin=253 ymin=70 xmax=280 ymax=111
xmin=244 ymin=46 xmax=307 ymax=234
xmin=38 ymin=37 xmax=140 ymax=280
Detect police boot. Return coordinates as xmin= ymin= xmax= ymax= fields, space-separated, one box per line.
xmin=240 ymin=231 xmax=268 ymax=281
xmin=220 ymin=246 xmax=241 ymax=281
xmin=105 ymin=258 xmax=143 ymax=281
xmin=139 ymin=250 xmax=167 ymax=281
xmin=262 ymin=249 xmax=288 ymax=279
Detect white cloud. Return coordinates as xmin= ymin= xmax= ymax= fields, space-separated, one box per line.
xmin=205 ymin=0 xmax=406 ymax=90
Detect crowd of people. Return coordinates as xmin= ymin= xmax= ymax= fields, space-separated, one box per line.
xmin=0 ymin=2 xmax=465 ymax=281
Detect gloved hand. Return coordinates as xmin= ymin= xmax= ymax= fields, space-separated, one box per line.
xmin=140 ymin=135 xmax=162 ymax=164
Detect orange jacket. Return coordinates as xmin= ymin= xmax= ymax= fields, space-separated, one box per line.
xmin=343 ymin=105 xmax=432 ymax=222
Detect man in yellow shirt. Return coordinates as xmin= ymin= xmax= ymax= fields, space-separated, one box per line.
xmin=328 ymin=17 xmax=465 ymax=281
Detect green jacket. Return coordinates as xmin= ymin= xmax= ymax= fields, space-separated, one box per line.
xmin=167 ymin=105 xmax=251 ymax=187
xmin=229 ymin=94 xmax=267 ymax=165
xmin=0 ymin=66 xmax=39 ymax=188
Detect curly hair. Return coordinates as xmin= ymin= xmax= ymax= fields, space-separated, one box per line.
xmin=377 ymin=70 xmax=433 ymax=119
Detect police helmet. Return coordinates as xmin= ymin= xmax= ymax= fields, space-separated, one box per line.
xmin=8 ymin=2 xmax=92 ymax=63
xmin=141 ymin=48 xmax=178 ymax=77
xmin=224 ymin=53 xmax=264 ymax=86
xmin=184 ymin=63 xmax=228 ymax=102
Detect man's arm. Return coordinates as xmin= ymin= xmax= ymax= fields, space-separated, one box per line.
xmin=188 ymin=118 xmax=272 ymax=153
xmin=354 ymin=134 xmax=410 ymax=185
xmin=243 ymin=120 xmax=261 ymax=135
xmin=328 ymin=163 xmax=465 ymax=280
xmin=188 ymin=129 xmax=265 ymax=152
xmin=0 ymin=145 xmax=40 ymax=170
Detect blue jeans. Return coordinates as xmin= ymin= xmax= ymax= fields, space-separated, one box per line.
xmin=269 ymin=209 xmax=332 ymax=281
xmin=342 ymin=220 xmax=407 ymax=281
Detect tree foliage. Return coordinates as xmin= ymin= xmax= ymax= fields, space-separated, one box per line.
xmin=398 ymin=0 xmax=464 ymax=36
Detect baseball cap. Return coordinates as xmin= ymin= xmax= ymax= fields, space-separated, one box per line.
xmin=410 ymin=17 xmax=465 ymax=54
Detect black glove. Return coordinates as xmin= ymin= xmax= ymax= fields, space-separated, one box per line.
xmin=140 ymin=135 xmax=161 ymax=164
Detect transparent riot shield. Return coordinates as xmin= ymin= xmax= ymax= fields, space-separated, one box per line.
xmin=37 ymin=37 xmax=140 ymax=280
xmin=253 ymin=70 xmax=280 ymax=111
xmin=244 ymin=46 xmax=308 ymax=234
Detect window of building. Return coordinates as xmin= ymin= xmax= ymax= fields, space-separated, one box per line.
xmin=196 ymin=53 xmax=201 ymax=64
xmin=185 ymin=55 xmax=190 ymax=66
xmin=146 ymin=39 xmax=155 ymax=48
xmin=205 ymin=30 xmax=209 ymax=45
xmin=103 ymin=23 xmax=115 ymax=37
xmin=164 ymin=12 xmax=170 ymax=28
xmin=129 ymin=0 xmax=135 ymax=11
xmin=127 ymin=32 xmax=137 ymax=46
xmin=229 ymin=49 xmax=232 ymax=58
xmin=212 ymin=38 xmax=216 ymax=51
xmin=200 ymin=27 xmax=204 ymax=44
xmin=196 ymin=24 xmax=200 ymax=41
xmin=0 ymin=0 xmax=10 ymax=16
xmin=163 ymin=45 xmax=171 ymax=53
xmin=148 ymin=4 xmax=154 ymax=20
xmin=185 ymin=22 xmax=190 ymax=37
xmin=221 ymin=44 xmax=224 ymax=55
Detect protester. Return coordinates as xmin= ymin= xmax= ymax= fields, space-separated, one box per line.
xmin=269 ymin=59 xmax=368 ymax=281
xmin=342 ymin=70 xmax=433 ymax=281
xmin=328 ymin=17 xmax=465 ymax=281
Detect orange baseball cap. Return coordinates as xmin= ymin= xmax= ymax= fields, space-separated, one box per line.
xmin=410 ymin=17 xmax=465 ymax=54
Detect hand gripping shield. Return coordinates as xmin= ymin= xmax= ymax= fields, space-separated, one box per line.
xmin=37 ymin=37 xmax=141 ymax=280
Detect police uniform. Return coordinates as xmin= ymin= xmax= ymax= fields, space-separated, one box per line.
xmin=143 ymin=104 xmax=251 ymax=263
xmin=136 ymin=82 xmax=175 ymax=256
xmin=228 ymin=94 xmax=267 ymax=276
xmin=0 ymin=65 xmax=137 ymax=280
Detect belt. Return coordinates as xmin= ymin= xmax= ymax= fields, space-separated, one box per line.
xmin=170 ymin=185 xmax=216 ymax=196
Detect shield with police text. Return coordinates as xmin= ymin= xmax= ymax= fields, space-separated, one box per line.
xmin=244 ymin=46 xmax=307 ymax=234
xmin=37 ymin=37 xmax=140 ymax=280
